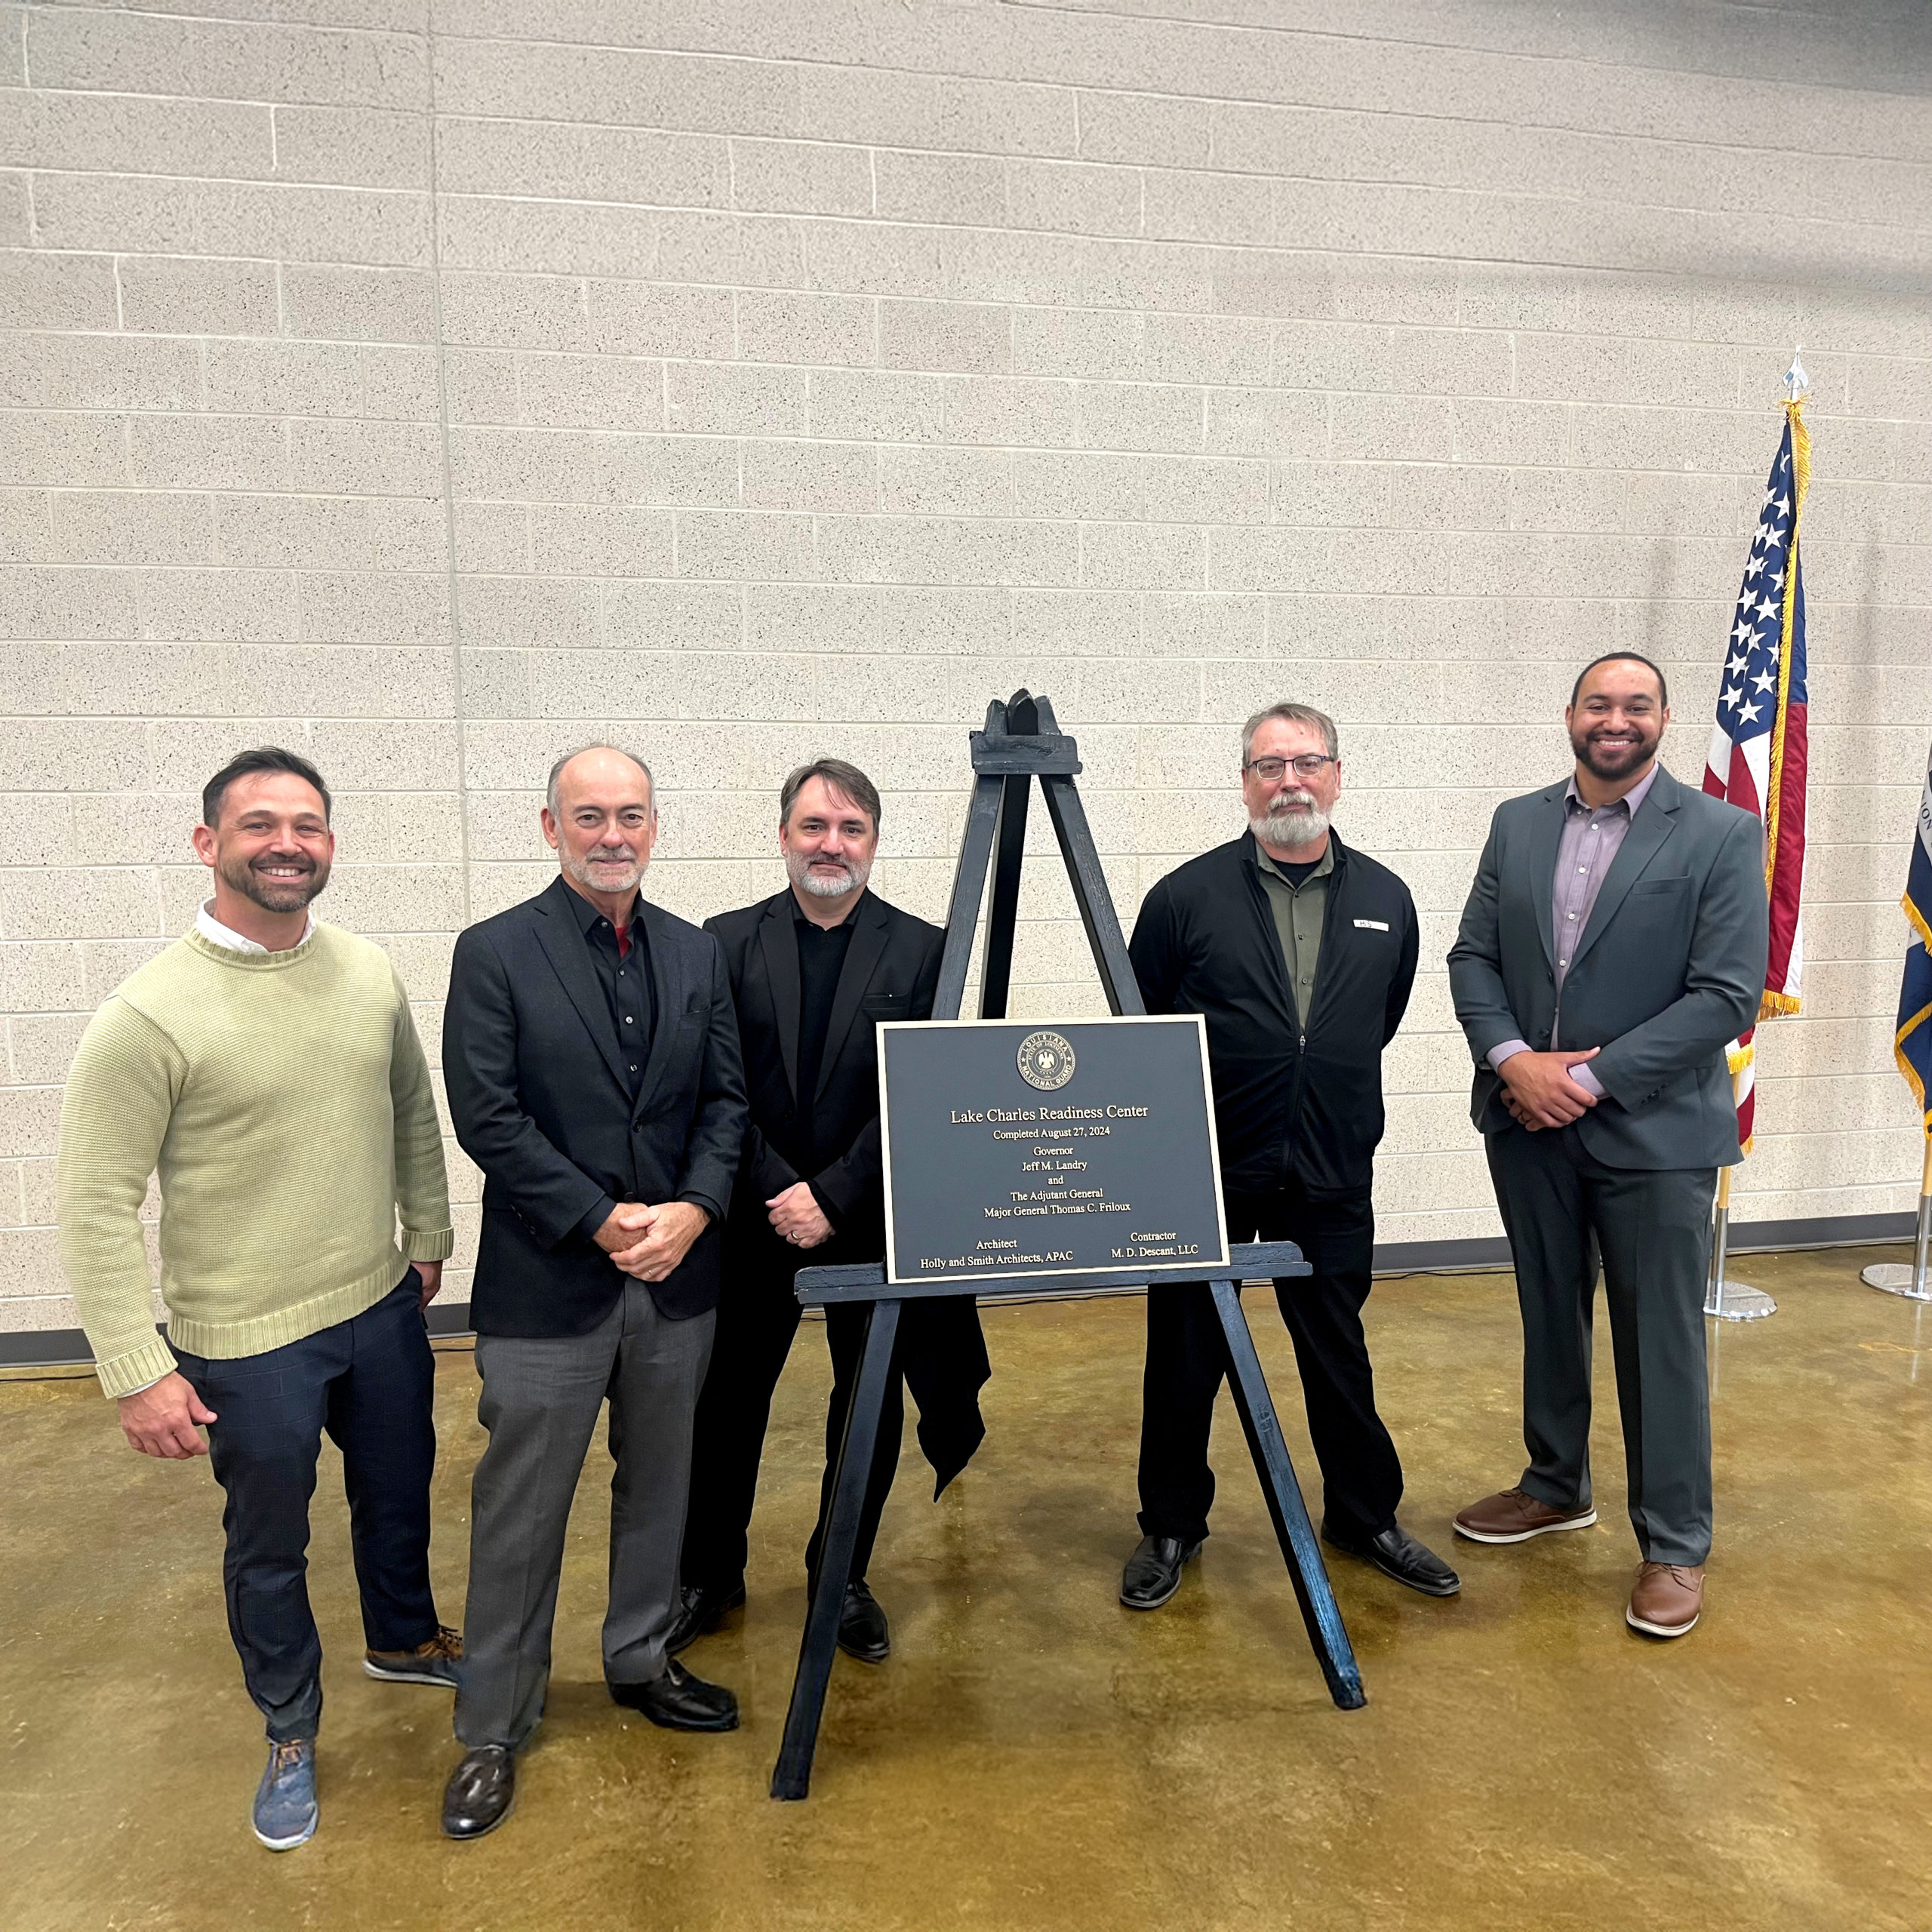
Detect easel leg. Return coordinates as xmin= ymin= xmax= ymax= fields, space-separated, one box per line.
xmin=1211 ymin=1277 xmax=1366 ymax=1712
xmin=771 ymin=1297 xmax=904 ymax=1799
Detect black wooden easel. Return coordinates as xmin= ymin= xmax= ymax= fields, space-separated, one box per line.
xmin=770 ymin=692 xmax=1365 ymax=1801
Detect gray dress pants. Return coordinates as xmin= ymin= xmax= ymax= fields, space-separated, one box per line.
xmin=454 ymin=1283 xmax=715 ymax=1751
xmin=1485 ymin=1124 xmax=1717 ymax=1567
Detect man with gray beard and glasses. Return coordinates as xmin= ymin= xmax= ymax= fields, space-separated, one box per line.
xmin=1118 ymin=703 xmax=1460 ymax=1613
xmin=668 ymin=761 xmax=989 ymax=1667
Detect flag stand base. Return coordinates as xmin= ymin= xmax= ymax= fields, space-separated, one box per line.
xmin=1706 ymin=1276 xmax=1777 ymax=1321
xmin=1863 ymin=1263 xmax=1932 ymax=1300
xmin=1704 ymin=1191 xmax=1776 ymax=1323
xmin=1862 ymin=1186 xmax=1932 ymax=1302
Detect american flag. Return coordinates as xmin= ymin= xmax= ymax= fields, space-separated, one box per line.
xmin=1703 ymin=402 xmax=1810 ymax=1152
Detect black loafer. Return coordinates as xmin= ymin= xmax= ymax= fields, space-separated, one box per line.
xmin=665 ymin=1580 xmax=746 ymax=1657
xmin=1322 ymin=1521 xmax=1460 ymax=1598
xmin=609 ymin=1658 xmax=740 ymax=1732
xmin=1119 ymin=1534 xmax=1202 ymax=1611
xmin=836 ymin=1580 xmax=891 ymax=1664
xmin=441 ymin=1745 xmax=515 ymax=1841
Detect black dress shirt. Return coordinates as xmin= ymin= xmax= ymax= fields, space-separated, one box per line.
xmin=792 ymin=896 xmax=857 ymax=1167
xmin=562 ymin=882 xmax=722 ymax=1244
xmin=562 ymin=876 xmax=657 ymax=1096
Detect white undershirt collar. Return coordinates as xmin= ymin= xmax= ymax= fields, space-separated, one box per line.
xmin=196 ymin=899 xmax=315 ymax=954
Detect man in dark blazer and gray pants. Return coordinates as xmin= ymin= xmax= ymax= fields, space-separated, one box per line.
xmin=1448 ymin=653 xmax=1767 ymax=1641
xmin=436 ymin=746 xmax=749 ymax=1839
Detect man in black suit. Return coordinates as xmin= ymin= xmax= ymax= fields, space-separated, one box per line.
xmin=669 ymin=760 xmax=988 ymax=1666
xmin=436 ymin=746 xmax=749 ymax=1840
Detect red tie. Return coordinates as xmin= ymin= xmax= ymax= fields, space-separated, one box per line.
xmin=615 ymin=921 xmax=631 ymax=961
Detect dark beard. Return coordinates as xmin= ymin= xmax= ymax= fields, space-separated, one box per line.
xmin=220 ymin=852 xmax=329 ymax=914
xmin=1570 ymin=728 xmax=1656 ymax=779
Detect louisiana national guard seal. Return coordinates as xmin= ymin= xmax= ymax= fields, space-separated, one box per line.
xmin=1017 ymin=1029 xmax=1076 ymax=1091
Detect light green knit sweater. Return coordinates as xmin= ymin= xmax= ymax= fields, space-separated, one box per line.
xmin=57 ymin=924 xmax=454 ymax=1398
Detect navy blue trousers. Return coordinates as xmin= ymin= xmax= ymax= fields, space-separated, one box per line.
xmin=172 ymin=1275 xmax=441 ymax=1743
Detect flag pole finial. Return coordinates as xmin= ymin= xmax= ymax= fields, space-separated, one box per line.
xmin=1784 ymin=348 xmax=1808 ymax=403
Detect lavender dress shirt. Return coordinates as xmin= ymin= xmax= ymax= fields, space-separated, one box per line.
xmin=1487 ymin=762 xmax=1663 ymax=1098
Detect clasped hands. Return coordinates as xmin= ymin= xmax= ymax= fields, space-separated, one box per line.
xmin=594 ymin=1199 xmax=712 ymax=1280
xmin=1499 ymin=1047 xmax=1601 ymax=1132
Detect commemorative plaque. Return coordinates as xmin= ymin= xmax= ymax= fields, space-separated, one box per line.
xmin=878 ymin=1015 xmax=1230 ymax=1288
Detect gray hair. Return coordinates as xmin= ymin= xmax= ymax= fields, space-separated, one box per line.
xmin=779 ymin=758 xmax=881 ymax=831
xmin=1241 ymin=703 xmax=1339 ymax=765
xmin=546 ymin=743 xmax=654 ymax=815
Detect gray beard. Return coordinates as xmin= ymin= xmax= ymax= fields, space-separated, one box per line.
xmin=1251 ymin=803 xmax=1329 ymax=848
xmin=561 ymin=848 xmax=646 ymax=895
xmin=788 ymin=849 xmax=871 ymax=900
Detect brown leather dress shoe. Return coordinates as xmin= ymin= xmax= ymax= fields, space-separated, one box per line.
xmin=1453 ymin=1486 xmax=1597 ymax=1543
xmin=1626 ymin=1562 xmax=1705 ymax=1637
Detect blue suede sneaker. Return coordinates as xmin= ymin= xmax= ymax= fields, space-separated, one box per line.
xmin=252 ymin=1737 xmax=318 ymax=1851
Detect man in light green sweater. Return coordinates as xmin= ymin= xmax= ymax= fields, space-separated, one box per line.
xmin=57 ymin=746 xmax=460 ymax=1855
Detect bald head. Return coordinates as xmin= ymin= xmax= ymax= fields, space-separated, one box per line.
xmin=546 ymin=743 xmax=653 ymax=817
xmin=541 ymin=745 xmax=657 ymax=905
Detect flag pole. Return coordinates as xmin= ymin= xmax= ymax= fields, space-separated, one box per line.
xmin=1861 ymin=1137 xmax=1932 ymax=1302
xmin=1704 ymin=351 xmax=1810 ymax=1325
xmin=1706 ymin=1069 xmax=1777 ymax=1321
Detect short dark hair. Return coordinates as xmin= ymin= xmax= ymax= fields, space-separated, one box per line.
xmin=780 ymin=758 xmax=881 ymax=832
xmin=202 ymin=746 xmax=332 ymax=827
xmin=1571 ymin=652 xmax=1669 ymax=708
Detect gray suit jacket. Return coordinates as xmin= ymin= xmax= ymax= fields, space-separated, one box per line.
xmin=1447 ymin=764 xmax=1768 ymax=1171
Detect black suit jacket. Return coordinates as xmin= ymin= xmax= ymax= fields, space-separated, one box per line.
xmin=705 ymin=888 xmax=988 ymax=1491
xmin=705 ymin=888 xmax=940 ymax=1249
xmin=445 ymin=875 xmax=749 ymax=1335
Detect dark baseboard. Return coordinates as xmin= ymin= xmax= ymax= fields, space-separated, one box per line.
xmin=3 ymin=1211 xmax=1917 ymax=1371
xmin=1 ymin=1301 xmax=486 ymax=1373
xmin=1371 ymin=1210 xmax=1918 ymax=1278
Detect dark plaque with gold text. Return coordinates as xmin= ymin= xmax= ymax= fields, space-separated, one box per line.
xmin=878 ymin=1017 xmax=1229 ymax=1289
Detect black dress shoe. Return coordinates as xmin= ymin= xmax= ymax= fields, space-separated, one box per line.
xmin=665 ymin=1580 xmax=746 ymax=1656
xmin=836 ymin=1580 xmax=891 ymax=1664
xmin=1322 ymin=1521 xmax=1461 ymax=1598
xmin=1119 ymin=1534 xmax=1202 ymax=1611
xmin=609 ymin=1658 xmax=740 ymax=1732
xmin=441 ymin=1745 xmax=515 ymax=1841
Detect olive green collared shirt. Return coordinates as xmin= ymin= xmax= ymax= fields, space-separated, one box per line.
xmin=1254 ymin=838 xmax=1334 ymax=1030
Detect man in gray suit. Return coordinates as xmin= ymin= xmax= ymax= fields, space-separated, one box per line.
xmin=1447 ymin=652 xmax=1767 ymax=1641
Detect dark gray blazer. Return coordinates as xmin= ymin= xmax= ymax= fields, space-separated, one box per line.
xmin=1447 ymin=764 xmax=1768 ymax=1171
xmin=445 ymin=876 xmax=749 ymax=1335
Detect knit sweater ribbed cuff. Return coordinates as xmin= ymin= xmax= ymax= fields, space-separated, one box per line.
xmin=93 ymin=1234 xmax=454 ymax=1400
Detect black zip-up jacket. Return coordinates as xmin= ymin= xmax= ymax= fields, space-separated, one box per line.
xmin=1128 ymin=831 xmax=1420 ymax=1198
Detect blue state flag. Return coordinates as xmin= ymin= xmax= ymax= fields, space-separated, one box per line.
xmin=1897 ymin=741 xmax=1932 ymax=1134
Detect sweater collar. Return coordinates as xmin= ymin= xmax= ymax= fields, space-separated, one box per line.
xmin=183 ymin=922 xmax=323 ymax=969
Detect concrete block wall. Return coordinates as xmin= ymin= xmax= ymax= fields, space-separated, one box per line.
xmin=4 ymin=0 xmax=1929 ymax=1331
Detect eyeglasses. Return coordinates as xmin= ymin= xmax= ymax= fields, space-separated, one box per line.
xmin=1243 ymin=754 xmax=1337 ymax=782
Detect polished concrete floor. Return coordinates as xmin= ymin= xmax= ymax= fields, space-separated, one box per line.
xmin=5 ymin=1247 xmax=1930 ymax=1931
